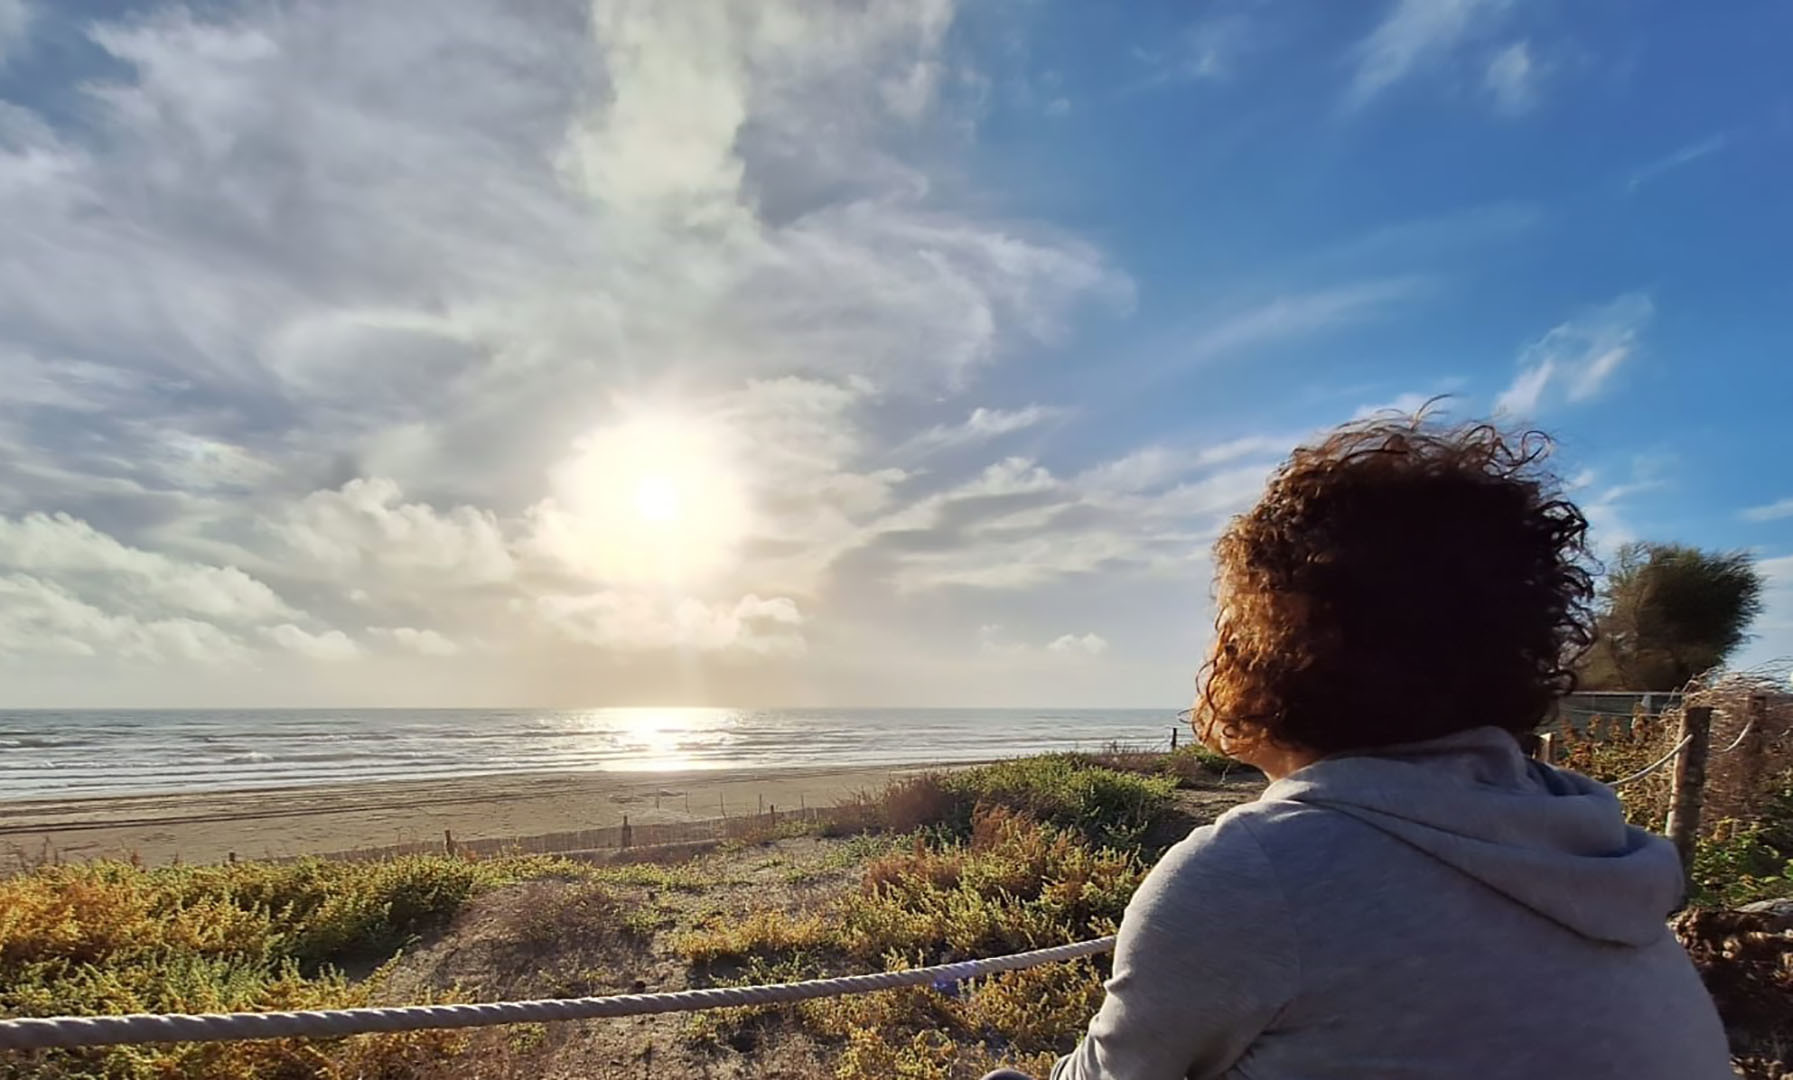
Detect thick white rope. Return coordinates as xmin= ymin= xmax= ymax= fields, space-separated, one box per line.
xmin=1607 ymin=735 xmax=1692 ymax=788
xmin=1604 ymin=713 xmax=1758 ymax=789
xmin=1710 ymin=716 xmax=1756 ymax=756
xmin=0 ymin=936 xmax=1115 ymax=1051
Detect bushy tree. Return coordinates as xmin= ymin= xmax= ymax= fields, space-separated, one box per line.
xmin=1582 ymin=543 xmax=1765 ymax=691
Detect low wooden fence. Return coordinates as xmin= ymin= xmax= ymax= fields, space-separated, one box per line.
xmin=307 ymin=804 xmax=857 ymax=864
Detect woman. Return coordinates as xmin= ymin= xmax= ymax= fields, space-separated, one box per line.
xmin=1033 ymin=416 xmax=1732 ymax=1078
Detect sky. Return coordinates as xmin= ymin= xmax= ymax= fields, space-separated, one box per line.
xmin=0 ymin=0 xmax=1789 ymax=708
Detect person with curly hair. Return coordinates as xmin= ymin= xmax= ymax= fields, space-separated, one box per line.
xmin=1031 ymin=414 xmax=1732 ymax=1079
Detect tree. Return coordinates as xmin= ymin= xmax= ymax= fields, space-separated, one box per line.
xmin=1582 ymin=543 xmax=1766 ymax=691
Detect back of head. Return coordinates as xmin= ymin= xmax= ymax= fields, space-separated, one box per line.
xmin=1197 ymin=414 xmax=1596 ymax=756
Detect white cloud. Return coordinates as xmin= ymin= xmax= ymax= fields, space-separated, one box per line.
xmin=1627 ymin=134 xmax=1729 ymax=194
xmin=1187 ymin=278 xmax=1427 ymax=362
xmin=1345 ymin=0 xmax=1510 ymax=110
xmin=1494 ymin=294 xmax=1654 ymax=416
xmin=0 ymin=512 xmax=293 ymax=623
xmin=272 ymin=478 xmax=514 ymax=588
xmin=1048 ymin=632 xmax=1109 ymax=657
xmin=1352 ymin=391 xmax=1443 ymax=421
xmin=1742 ymin=497 xmax=1793 ymax=524
xmin=901 ymin=405 xmax=1063 ymax=457
xmin=1483 ymin=40 xmax=1538 ymax=116
xmin=0 ymin=0 xmax=30 ymax=67
xmin=533 ymin=592 xmax=806 ymax=657
xmin=0 ymin=1 xmax=1189 ymax=703
xmin=264 ymin=623 xmax=361 ymax=661
xmin=1737 ymin=554 xmax=1793 ymax=668
xmin=370 ymin=626 xmax=462 ymax=657
xmin=1132 ymin=6 xmax=1255 ymax=89
xmin=0 ymin=573 xmax=250 ymax=664
xmin=978 ymin=626 xmax=1109 ymax=660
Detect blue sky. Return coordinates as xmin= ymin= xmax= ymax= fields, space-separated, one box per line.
xmin=0 ymin=0 xmax=1788 ymax=707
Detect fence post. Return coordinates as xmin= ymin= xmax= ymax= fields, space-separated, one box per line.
xmin=620 ymin=814 xmax=632 ymax=850
xmin=1665 ymin=705 xmax=1713 ymax=885
xmin=1740 ymin=694 xmax=1768 ymax=816
xmin=444 ymin=830 xmax=456 ymax=857
xmin=1171 ymin=727 xmax=1180 ymax=751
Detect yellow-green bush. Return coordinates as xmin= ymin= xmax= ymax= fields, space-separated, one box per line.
xmin=0 ymin=854 xmax=583 ymax=1079
xmin=682 ymin=809 xmax=1142 ymax=1078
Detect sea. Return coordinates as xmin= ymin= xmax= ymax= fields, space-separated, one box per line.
xmin=0 ymin=708 xmax=1184 ymax=801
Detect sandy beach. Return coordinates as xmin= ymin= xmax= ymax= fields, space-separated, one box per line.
xmin=0 ymin=764 xmax=930 ymax=867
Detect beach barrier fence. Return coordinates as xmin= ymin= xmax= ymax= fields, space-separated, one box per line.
xmin=306 ymin=802 xmax=861 ymax=864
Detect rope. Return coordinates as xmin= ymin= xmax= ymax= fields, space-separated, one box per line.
xmin=1607 ymin=735 xmax=1691 ymax=788
xmin=0 ymin=936 xmax=1115 ymax=1051
xmin=1711 ymin=717 xmax=1756 ymax=756
xmin=1603 ymin=712 xmax=1755 ymax=788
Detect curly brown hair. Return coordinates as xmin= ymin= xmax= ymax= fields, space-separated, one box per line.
xmin=1194 ymin=414 xmax=1597 ymax=756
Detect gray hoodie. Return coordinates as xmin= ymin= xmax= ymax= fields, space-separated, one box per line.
xmin=1050 ymin=727 xmax=1733 ymax=1080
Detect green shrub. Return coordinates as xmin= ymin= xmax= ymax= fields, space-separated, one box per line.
xmin=680 ymin=809 xmax=1139 ymax=1079
xmin=0 ymin=853 xmax=580 ymax=1079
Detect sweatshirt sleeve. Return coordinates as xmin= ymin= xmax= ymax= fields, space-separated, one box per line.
xmin=1050 ymin=816 xmax=1298 ymax=1080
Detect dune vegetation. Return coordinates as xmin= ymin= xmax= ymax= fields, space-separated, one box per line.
xmin=1 ymin=738 xmax=1787 ymax=1080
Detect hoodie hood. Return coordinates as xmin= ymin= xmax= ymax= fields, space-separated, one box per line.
xmin=1264 ymin=726 xmax=1684 ymax=946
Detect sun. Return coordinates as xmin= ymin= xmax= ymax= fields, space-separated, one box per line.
xmin=634 ymin=474 xmax=682 ymax=524
xmin=540 ymin=411 xmax=749 ymax=584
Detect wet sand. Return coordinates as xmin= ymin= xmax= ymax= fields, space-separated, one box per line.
xmin=0 ymin=764 xmax=932 ymax=867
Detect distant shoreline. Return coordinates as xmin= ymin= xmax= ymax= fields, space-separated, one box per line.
xmin=0 ymin=762 xmax=963 ymax=868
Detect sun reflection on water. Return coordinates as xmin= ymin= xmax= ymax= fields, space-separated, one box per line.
xmin=582 ymin=706 xmax=735 ymax=771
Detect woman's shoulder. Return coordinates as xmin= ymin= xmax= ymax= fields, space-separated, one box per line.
xmin=1150 ymin=797 xmax=1366 ymax=886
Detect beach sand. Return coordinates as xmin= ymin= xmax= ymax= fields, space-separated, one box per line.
xmin=0 ymin=764 xmax=930 ymax=867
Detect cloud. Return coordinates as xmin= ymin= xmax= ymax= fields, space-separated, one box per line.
xmin=900 ymin=405 xmax=1064 ymax=457
xmin=1626 ymin=134 xmax=1730 ymax=194
xmin=0 ymin=1 xmax=1197 ymax=704
xmin=1737 ymin=554 xmax=1793 ymax=667
xmin=1566 ymin=456 xmax=1671 ymax=554
xmin=1483 ymin=39 xmax=1539 ymax=116
xmin=979 ymin=625 xmax=1107 ymax=659
xmin=369 ymin=626 xmax=462 ymax=657
xmin=271 ymin=479 xmax=515 ymax=588
xmin=532 ymin=592 xmax=806 ymax=657
xmin=1345 ymin=0 xmax=1510 ymax=110
xmin=0 ymin=573 xmax=250 ymax=664
xmin=1193 ymin=278 xmax=1427 ymax=359
xmin=263 ymin=623 xmax=361 ymax=661
xmin=0 ymin=0 xmax=30 ymax=67
xmin=1494 ymin=293 xmax=1654 ymax=416
xmin=1742 ymin=497 xmax=1793 ymax=524
xmin=0 ymin=512 xmax=293 ymax=623
xmin=1131 ymin=5 xmax=1256 ymax=90
xmin=856 ymin=436 xmax=1282 ymax=594
xmin=1048 ymin=632 xmax=1109 ymax=657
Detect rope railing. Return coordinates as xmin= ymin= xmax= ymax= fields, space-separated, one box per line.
xmin=0 ymin=936 xmax=1115 ymax=1051
xmin=1607 ymin=734 xmax=1693 ymax=789
xmin=1603 ymin=712 xmax=1756 ymax=790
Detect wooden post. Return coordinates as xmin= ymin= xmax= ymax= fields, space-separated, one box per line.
xmin=227 ymin=851 xmax=237 ymax=865
xmin=444 ymin=829 xmax=456 ymax=857
xmin=758 ymin=793 xmax=764 ymax=816
xmin=720 ymin=792 xmax=726 ymax=818
xmin=685 ymin=791 xmax=691 ymax=816
xmin=1665 ymin=705 xmax=1713 ymax=883
xmin=1740 ymin=695 xmax=1768 ymax=814
xmin=1171 ymin=727 xmax=1180 ymax=751
xmin=620 ymin=814 xmax=632 ymax=850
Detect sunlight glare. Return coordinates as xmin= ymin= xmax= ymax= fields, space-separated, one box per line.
xmin=634 ymin=474 xmax=682 ymax=524
xmin=541 ymin=411 xmax=750 ymax=585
